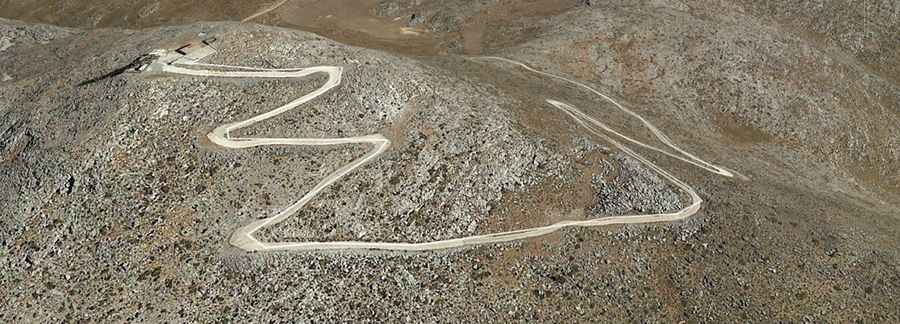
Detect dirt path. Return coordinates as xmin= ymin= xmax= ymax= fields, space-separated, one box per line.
xmin=241 ymin=0 xmax=290 ymax=23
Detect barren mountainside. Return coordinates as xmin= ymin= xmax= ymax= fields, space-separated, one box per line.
xmin=1 ymin=0 xmax=899 ymax=322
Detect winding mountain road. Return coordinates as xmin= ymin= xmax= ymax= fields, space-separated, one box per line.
xmin=150 ymin=45 xmax=737 ymax=252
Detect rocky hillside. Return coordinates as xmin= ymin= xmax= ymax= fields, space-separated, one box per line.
xmin=1 ymin=1 xmax=899 ymax=322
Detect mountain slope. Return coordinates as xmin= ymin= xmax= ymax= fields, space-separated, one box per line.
xmin=1 ymin=1 xmax=899 ymax=322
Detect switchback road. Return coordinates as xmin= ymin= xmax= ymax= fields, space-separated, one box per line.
xmin=149 ymin=46 xmax=737 ymax=252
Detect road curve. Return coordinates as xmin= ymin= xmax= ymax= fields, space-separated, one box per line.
xmin=152 ymin=58 xmax=390 ymax=252
xmin=150 ymin=49 xmax=736 ymax=252
xmin=475 ymin=56 xmax=741 ymax=179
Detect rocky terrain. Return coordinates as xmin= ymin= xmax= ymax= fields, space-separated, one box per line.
xmin=1 ymin=0 xmax=899 ymax=322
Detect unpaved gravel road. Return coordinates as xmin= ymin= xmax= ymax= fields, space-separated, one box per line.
xmin=150 ymin=46 xmax=737 ymax=252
